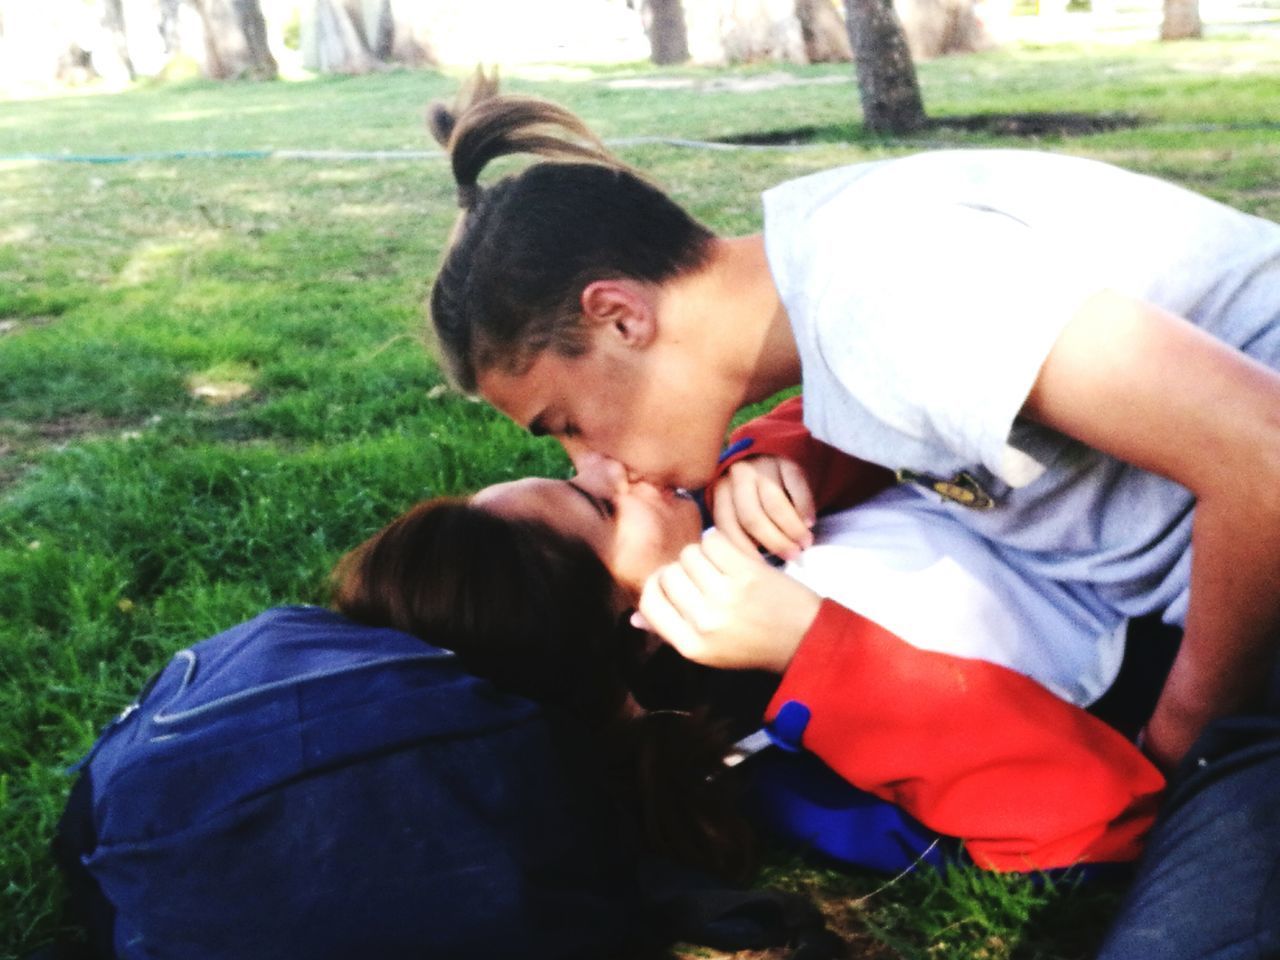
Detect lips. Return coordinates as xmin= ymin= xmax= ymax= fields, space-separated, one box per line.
xmin=651 ymin=485 xmax=692 ymax=508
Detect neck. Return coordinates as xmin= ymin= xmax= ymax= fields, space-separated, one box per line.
xmin=669 ymin=234 xmax=801 ymax=408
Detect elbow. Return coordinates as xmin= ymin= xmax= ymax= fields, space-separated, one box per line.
xmin=1195 ymin=405 xmax=1280 ymax=521
xmin=1240 ymin=430 xmax=1280 ymax=521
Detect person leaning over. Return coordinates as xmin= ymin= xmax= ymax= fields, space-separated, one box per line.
xmin=424 ymin=84 xmax=1280 ymax=778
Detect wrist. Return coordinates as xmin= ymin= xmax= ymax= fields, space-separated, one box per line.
xmin=769 ymin=591 xmax=823 ymax=673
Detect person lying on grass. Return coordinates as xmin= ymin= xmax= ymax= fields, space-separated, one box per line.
xmin=333 ymin=397 xmax=1165 ymax=874
xmin=424 ymin=81 xmax=1280 ymax=776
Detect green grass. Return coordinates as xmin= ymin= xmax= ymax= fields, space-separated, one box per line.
xmin=3 ymin=35 xmax=1279 ymax=958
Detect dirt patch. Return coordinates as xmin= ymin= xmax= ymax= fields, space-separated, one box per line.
xmin=32 ymin=413 xmax=134 ymax=442
xmin=607 ymin=73 xmax=850 ymax=93
xmin=717 ymin=111 xmax=1145 ymax=144
xmin=0 ymin=438 xmax=28 ymax=492
xmin=670 ymin=878 xmax=904 ymax=960
xmin=0 ymin=315 xmax=58 ymax=336
xmin=187 ymin=377 xmax=253 ymax=405
xmin=0 ymin=414 xmax=146 ymax=493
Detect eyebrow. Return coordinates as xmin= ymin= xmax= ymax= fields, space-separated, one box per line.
xmin=566 ymin=481 xmax=608 ymax=520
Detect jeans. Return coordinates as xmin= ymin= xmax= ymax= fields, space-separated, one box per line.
xmin=1095 ymin=675 xmax=1280 ymax=960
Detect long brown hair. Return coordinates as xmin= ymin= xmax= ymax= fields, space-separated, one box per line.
xmin=332 ymin=497 xmax=755 ymax=880
xmin=426 ymin=73 xmax=716 ymax=391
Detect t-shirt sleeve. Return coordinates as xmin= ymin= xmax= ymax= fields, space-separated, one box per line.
xmin=807 ymin=201 xmax=1096 ymax=485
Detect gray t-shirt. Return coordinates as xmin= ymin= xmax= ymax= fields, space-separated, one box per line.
xmin=763 ymin=150 xmax=1280 ymax=625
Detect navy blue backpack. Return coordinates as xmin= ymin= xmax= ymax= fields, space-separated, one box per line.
xmin=55 ymin=606 xmax=640 ymax=960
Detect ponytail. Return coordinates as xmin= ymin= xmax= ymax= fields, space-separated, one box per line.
xmin=425 ymin=74 xmax=715 ymax=391
xmin=428 ymin=68 xmax=623 ymax=212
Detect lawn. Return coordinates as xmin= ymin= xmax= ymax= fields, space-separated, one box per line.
xmin=3 ymin=33 xmax=1279 ymax=959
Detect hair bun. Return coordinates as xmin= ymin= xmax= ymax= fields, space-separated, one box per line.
xmin=426 ymin=102 xmax=457 ymax=148
xmin=426 ymin=65 xmax=500 ymax=149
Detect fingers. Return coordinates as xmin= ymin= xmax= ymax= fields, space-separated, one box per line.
xmin=635 ymin=535 xmax=748 ymax=665
xmin=699 ymin=527 xmax=765 ymax=575
xmin=637 ymin=567 xmax=708 ymax=663
xmin=778 ymin=458 xmax=817 ymax=529
xmin=756 ymin=476 xmax=813 ymax=553
xmin=711 ymin=485 xmax=755 ymax=555
xmin=727 ymin=459 xmax=789 ymax=553
xmin=657 ymin=559 xmax=714 ymax=630
xmin=676 ymin=538 xmax=725 ymax=591
xmin=714 ymin=457 xmax=814 ymax=560
xmin=635 ymin=532 xmax=820 ymax=673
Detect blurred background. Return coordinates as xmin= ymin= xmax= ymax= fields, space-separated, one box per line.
xmin=1 ymin=0 xmax=1275 ymax=98
xmin=3 ymin=2 xmax=1279 ymax=959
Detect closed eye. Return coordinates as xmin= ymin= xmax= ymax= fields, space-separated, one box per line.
xmin=567 ymin=482 xmax=613 ymax=519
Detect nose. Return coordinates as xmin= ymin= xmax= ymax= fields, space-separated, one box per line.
xmin=560 ymin=435 xmax=590 ymax=468
xmin=572 ymin=451 xmax=630 ymax=493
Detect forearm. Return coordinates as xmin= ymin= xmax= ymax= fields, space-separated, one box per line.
xmin=1024 ymin=291 xmax=1280 ymax=768
xmin=1148 ymin=489 xmax=1280 ymax=766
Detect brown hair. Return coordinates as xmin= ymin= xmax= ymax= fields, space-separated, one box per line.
xmin=332 ymin=497 xmax=755 ymax=880
xmin=427 ymin=74 xmax=716 ymax=391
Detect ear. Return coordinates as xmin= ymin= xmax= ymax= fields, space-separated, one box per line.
xmin=580 ymin=279 xmax=658 ymax=348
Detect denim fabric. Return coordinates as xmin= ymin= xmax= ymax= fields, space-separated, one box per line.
xmin=1096 ymin=705 xmax=1280 ymax=960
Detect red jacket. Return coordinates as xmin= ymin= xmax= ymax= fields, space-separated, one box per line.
xmin=711 ymin=397 xmax=1165 ymax=871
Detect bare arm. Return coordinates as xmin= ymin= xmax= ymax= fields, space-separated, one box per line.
xmin=1024 ymin=290 xmax=1280 ymax=770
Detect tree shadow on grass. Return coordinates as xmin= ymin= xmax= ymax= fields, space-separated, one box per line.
xmin=717 ymin=112 xmax=1145 ymax=145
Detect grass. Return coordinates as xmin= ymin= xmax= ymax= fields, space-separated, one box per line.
xmin=2 ymin=32 xmax=1279 ymax=959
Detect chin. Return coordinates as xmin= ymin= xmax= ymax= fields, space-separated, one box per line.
xmin=689 ymin=451 xmax=725 ymax=491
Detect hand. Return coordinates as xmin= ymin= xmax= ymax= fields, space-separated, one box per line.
xmin=712 ymin=455 xmax=816 ymax=561
xmin=1139 ymin=631 xmax=1274 ymax=774
xmin=635 ymin=528 xmax=823 ymax=673
xmin=1141 ymin=663 xmax=1237 ymax=774
xmin=1140 ymin=701 xmax=1204 ymax=775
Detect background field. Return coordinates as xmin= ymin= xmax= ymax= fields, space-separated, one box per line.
xmin=3 ymin=33 xmax=1279 ymax=959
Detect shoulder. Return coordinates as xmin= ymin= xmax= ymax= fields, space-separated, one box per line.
xmin=763 ymin=161 xmax=888 ymax=216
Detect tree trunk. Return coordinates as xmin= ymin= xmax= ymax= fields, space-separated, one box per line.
xmin=158 ymin=0 xmax=182 ymax=53
xmin=231 ymin=0 xmax=277 ymax=76
xmin=361 ymin=0 xmax=434 ymax=65
xmin=147 ymin=0 xmax=210 ymax=78
xmin=302 ymin=0 xmax=377 ymax=73
xmin=364 ymin=0 xmax=393 ymax=59
xmin=1160 ymin=0 xmax=1201 ymax=39
xmin=710 ymin=0 xmax=806 ymax=63
xmin=843 ymin=0 xmax=926 ymax=134
xmin=338 ymin=0 xmax=369 ymax=47
xmin=97 ymin=0 xmax=136 ymax=82
xmin=194 ymin=0 xmax=278 ymax=79
xmin=795 ymin=0 xmax=852 ymax=62
xmin=642 ymin=0 xmax=690 ymax=64
xmin=896 ymin=0 xmax=992 ymax=59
